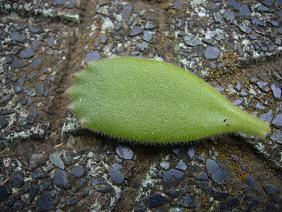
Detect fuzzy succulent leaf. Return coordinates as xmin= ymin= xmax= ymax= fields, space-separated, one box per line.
xmin=69 ymin=57 xmax=270 ymax=144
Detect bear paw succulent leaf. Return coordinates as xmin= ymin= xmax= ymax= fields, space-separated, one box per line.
xmin=69 ymin=57 xmax=270 ymax=144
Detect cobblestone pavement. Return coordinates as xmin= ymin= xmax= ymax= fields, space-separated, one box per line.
xmin=0 ymin=0 xmax=281 ymax=211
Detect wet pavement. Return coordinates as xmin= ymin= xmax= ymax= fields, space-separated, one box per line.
xmin=0 ymin=0 xmax=281 ymax=211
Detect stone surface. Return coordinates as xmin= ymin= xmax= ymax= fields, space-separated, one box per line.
xmin=148 ymin=193 xmax=167 ymax=208
xmin=206 ymin=159 xmax=230 ymax=185
xmin=53 ymin=169 xmax=69 ymax=189
xmin=115 ymin=145 xmax=133 ymax=160
xmin=204 ymin=46 xmax=221 ymax=59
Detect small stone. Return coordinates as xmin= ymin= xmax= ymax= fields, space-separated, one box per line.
xmin=223 ymin=10 xmax=235 ymax=22
xmin=206 ymin=159 xmax=230 ymax=185
xmin=27 ymin=72 xmax=38 ymax=81
xmin=65 ymin=197 xmax=78 ymax=206
xmin=14 ymin=74 xmax=26 ymax=93
xmin=47 ymin=36 xmax=57 ymax=48
xmin=163 ymin=169 xmax=184 ymax=184
xmin=255 ymin=103 xmax=265 ymax=110
xmin=271 ymin=131 xmax=282 ymax=144
xmin=143 ymin=31 xmax=153 ymax=42
xmin=11 ymin=59 xmax=25 ymax=69
xmin=15 ymin=24 xmax=27 ymax=31
xmin=31 ymin=57 xmax=43 ymax=68
xmin=260 ymin=110 xmax=273 ymax=123
xmin=36 ymin=192 xmax=54 ymax=212
xmin=29 ymin=153 xmax=45 ymax=170
xmin=257 ymin=5 xmax=269 ymax=12
xmin=233 ymin=99 xmax=243 ymax=106
xmin=160 ymin=161 xmax=170 ymax=170
xmin=239 ymin=5 xmax=251 ymax=16
xmin=249 ymin=33 xmax=257 ymax=40
xmin=50 ymin=152 xmax=65 ymax=169
xmin=0 ymin=186 xmax=10 ymax=201
xmin=256 ymin=81 xmax=268 ymax=91
xmin=235 ymin=81 xmax=241 ymax=91
xmin=53 ymin=0 xmax=66 ymax=5
xmin=145 ymin=22 xmax=156 ymax=30
xmin=245 ymin=175 xmax=258 ymax=191
xmin=204 ymin=46 xmax=221 ymax=59
xmin=271 ymin=83 xmax=281 ymax=99
xmin=19 ymin=48 xmax=34 ymax=59
xmin=177 ymin=194 xmax=196 ymax=208
xmin=196 ymin=171 xmax=208 ymax=180
xmin=173 ymin=0 xmax=183 ymax=9
xmin=278 ymin=27 xmax=282 ymax=34
xmin=37 ymin=83 xmax=45 ymax=96
xmin=53 ymin=169 xmax=69 ymax=189
xmin=91 ymin=178 xmax=112 ymax=193
xmin=251 ymin=18 xmax=264 ymax=27
xmin=32 ymin=40 xmax=40 ymax=50
xmin=212 ymin=190 xmax=229 ymax=200
xmin=275 ymin=38 xmax=281 ymax=46
xmin=188 ymin=147 xmax=195 ymax=159
xmin=109 ymin=163 xmax=124 ymax=184
xmin=263 ymin=184 xmax=278 ymax=194
xmin=24 ymin=88 xmax=36 ymax=97
xmin=136 ymin=42 xmax=148 ymax=51
xmin=148 ymin=193 xmax=167 ymax=208
xmin=11 ymin=174 xmax=24 ymax=188
xmin=32 ymin=169 xmax=45 ymax=179
xmin=272 ymin=113 xmax=282 ymax=128
xmin=0 ymin=116 xmax=8 ymax=129
xmin=238 ymin=23 xmax=252 ymax=34
xmin=10 ymin=30 xmax=26 ymax=43
xmin=226 ymin=197 xmax=240 ymax=208
xmin=30 ymin=184 xmax=40 ymax=201
xmin=122 ymin=4 xmax=133 ymax=20
xmin=227 ymin=0 xmax=241 ymax=11
xmin=129 ymin=26 xmax=143 ymax=37
xmin=184 ymin=35 xmax=202 ymax=47
xmin=176 ymin=160 xmax=187 ymax=171
xmin=115 ymin=145 xmax=133 ymax=160
xmin=85 ymin=51 xmax=100 ymax=63
xmin=263 ymin=0 xmax=273 ymax=7
xmin=71 ymin=165 xmax=85 ymax=178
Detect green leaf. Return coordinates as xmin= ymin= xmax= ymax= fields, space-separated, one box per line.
xmin=69 ymin=57 xmax=270 ymax=144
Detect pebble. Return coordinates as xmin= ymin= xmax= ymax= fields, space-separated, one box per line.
xmin=271 ymin=83 xmax=281 ymax=99
xmin=29 ymin=153 xmax=45 ymax=170
xmin=136 ymin=42 xmax=148 ymax=51
xmin=235 ymin=81 xmax=241 ymax=91
xmin=272 ymin=113 xmax=282 ymax=128
xmin=115 ymin=145 xmax=133 ymax=160
xmin=260 ymin=110 xmax=273 ymax=123
xmin=91 ymin=178 xmax=112 ymax=193
xmin=31 ymin=57 xmax=43 ymax=68
xmin=160 ymin=161 xmax=170 ymax=170
xmin=65 ymin=197 xmax=78 ymax=206
xmin=196 ymin=171 xmax=208 ymax=180
xmin=85 ymin=51 xmax=101 ymax=63
xmin=14 ymin=74 xmax=26 ymax=93
xmin=144 ymin=22 xmax=156 ymax=30
xmin=37 ymin=83 xmax=45 ymax=96
xmin=47 ymin=36 xmax=57 ymax=48
xmin=227 ymin=0 xmax=241 ymax=11
xmin=245 ymin=175 xmax=259 ymax=191
xmin=143 ymin=31 xmax=153 ymax=42
xmin=177 ymin=194 xmax=196 ymax=208
xmin=32 ymin=168 xmax=45 ymax=179
xmin=184 ymin=35 xmax=202 ymax=47
xmin=239 ymin=5 xmax=251 ymax=16
xmin=11 ymin=59 xmax=25 ymax=69
xmin=19 ymin=48 xmax=34 ymax=59
xmin=204 ymin=46 xmax=221 ymax=59
xmin=50 ymin=152 xmax=65 ymax=169
xmin=0 ymin=186 xmax=10 ymax=201
xmin=206 ymin=159 xmax=230 ymax=185
xmin=256 ymin=81 xmax=268 ymax=91
xmin=176 ymin=160 xmax=187 ymax=171
xmin=71 ymin=165 xmax=85 ymax=178
xmin=148 ymin=193 xmax=167 ymax=208
xmin=0 ymin=116 xmax=8 ymax=129
xmin=238 ymin=23 xmax=252 ymax=34
xmin=263 ymin=184 xmax=278 ymax=194
xmin=129 ymin=26 xmax=143 ymax=37
xmin=223 ymin=10 xmax=235 ymax=22
xmin=10 ymin=173 xmax=24 ymax=188
xmin=36 ymin=192 xmax=54 ymax=212
xmin=10 ymin=31 xmax=26 ymax=43
xmin=109 ymin=163 xmax=124 ymax=184
xmin=53 ymin=169 xmax=69 ymax=189
xmin=32 ymin=40 xmax=40 ymax=50
xmin=24 ymin=88 xmax=36 ymax=97
xmin=270 ymin=131 xmax=282 ymax=144
xmin=29 ymin=184 xmax=40 ymax=202
xmin=163 ymin=169 xmax=184 ymax=184
xmin=233 ymin=99 xmax=243 ymax=106
xmin=187 ymin=147 xmax=195 ymax=159
xmin=173 ymin=0 xmax=183 ymax=9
